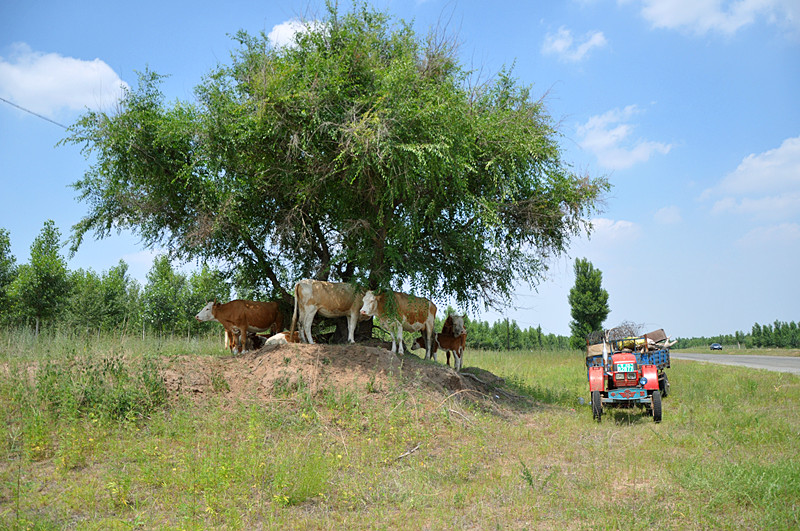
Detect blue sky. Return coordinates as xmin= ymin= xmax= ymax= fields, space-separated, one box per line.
xmin=1 ymin=0 xmax=798 ymax=338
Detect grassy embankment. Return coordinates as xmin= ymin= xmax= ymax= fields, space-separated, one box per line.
xmin=1 ymin=329 xmax=798 ymax=529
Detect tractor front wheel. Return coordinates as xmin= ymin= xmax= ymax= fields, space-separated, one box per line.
xmin=592 ymin=390 xmax=603 ymax=422
xmin=652 ymin=390 xmax=662 ymax=423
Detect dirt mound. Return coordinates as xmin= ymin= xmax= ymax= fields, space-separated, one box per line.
xmin=162 ymin=342 xmax=518 ymax=406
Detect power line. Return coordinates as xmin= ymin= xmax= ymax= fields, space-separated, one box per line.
xmin=0 ymin=96 xmax=68 ymax=129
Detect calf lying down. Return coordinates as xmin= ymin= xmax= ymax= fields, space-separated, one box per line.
xmin=412 ymin=331 xmax=467 ymax=371
xmin=263 ymin=330 xmax=301 ymax=346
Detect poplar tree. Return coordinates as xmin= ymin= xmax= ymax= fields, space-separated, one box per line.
xmin=8 ymin=220 xmax=70 ymax=333
xmin=568 ymin=257 xmax=609 ymax=349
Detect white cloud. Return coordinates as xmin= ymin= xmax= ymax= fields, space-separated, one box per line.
xmin=0 ymin=43 xmax=127 ymax=118
xmin=736 ymin=222 xmax=800 ymax=248
xmin=711 ymin=192 xmax=800 ymax=219
xmin=588 ymin=217 xmax=642 ymax=244
xmin=268 ymin=19 xmax=324 ymax=49
xmin=716 ymin=136 xmax=800 ymax=195
xmin=630 ymin=0 xmax=800 ymax=35
xmin=576 ymin=105 xmax=672 ymax=170
xmin=541 ymin=27 xmax=608 ymax=62
xmin=704 ymin=136 xmax=800 ymax=220
xmin=654 ymin=205 xmax=682 ymax=224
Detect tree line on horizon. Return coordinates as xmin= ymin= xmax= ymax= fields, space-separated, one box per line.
xmin=674 ymin=320 xmax=800 ymax=349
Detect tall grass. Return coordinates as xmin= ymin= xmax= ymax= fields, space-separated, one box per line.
xmin=1 ymin=339 xmax=798 ymax=529
xmin=0 ymin=326 xmax=224 ymax=362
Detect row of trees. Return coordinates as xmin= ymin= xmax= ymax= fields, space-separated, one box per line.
xmin=0 ymin=224 xmax=231 ymax=335
xmin=2 ymin=223 xmax=573 ymax=348
xmin=675 ymin=321 xmax=800 ymax=349
xmin=462 ymin=318 xmax=570 ymax=351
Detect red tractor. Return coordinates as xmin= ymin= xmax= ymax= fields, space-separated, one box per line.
xmin=586 ymin=329 xmax=672 ymax=423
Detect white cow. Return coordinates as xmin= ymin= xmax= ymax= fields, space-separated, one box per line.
xmin=290 ymin=279 xmax=367 ymax=344
xmin=359 ymin=290 xmax=437 ymax=359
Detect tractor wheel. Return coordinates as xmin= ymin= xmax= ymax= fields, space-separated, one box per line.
xmin=592 ymin=391 xmax=602 ymax=422
xmin=652 ymin=390 xmax=662 ymax=423
xmin=659 ymin=373 xmax=670 ymax=398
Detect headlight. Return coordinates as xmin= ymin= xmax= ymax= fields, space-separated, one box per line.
xmin=615 ymin=373 xmax=624 ymax=380
xmin=639 ymin=377 xmax=648 ymax=386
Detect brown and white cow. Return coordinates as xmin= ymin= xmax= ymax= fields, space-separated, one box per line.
xmin=290 ymin=279 xmax=367 ymax=344
xmin=359 ymin=290 xmax=437 ymax=358
xmin=412 ymin=330 xmax=468 ymax=371
xmin=195 ymin=299 xmax=284 ymax=354
xmin=441 ymin=314 xmax=466 ymax=336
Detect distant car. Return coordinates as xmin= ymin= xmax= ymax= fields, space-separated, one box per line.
xmin=710 ymin=343 xmax=722 ymax=351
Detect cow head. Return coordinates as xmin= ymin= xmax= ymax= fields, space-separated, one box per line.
xmin=445 ymin=314 xmax=466 ymax=336
xmin=359 ymin=290 xmax=379 ymax=317
xmin=195 ymin=301 xmax=217 ymax=322
xmin=411 ymin=335 xmax=425 ymax=350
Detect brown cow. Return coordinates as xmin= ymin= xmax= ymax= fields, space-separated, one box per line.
xmin=359 ymin=290 xmax=437 ymax=358
xmin=195 ymin=300 xmax=283 ymax=354
xmin=290 ymin=279 xmax=367 ymax=344
xmin=413 ymin=330 xmax=467 ymax=371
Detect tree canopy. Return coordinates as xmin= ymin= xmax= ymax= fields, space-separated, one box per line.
xmin=64 ymin=2 xmax=608 ymax=311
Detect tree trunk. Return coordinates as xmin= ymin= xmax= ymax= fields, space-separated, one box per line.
xmin=327 ymin=317 xmax=373 ymax=344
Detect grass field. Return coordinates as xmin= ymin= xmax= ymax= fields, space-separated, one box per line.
xmin=1 ymin=331 xmax=799 ymax=529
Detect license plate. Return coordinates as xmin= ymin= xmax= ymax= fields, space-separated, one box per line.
xmin=616 ymin=362 xmax=635 ymax=372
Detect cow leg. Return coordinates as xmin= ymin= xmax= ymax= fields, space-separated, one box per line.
xmin=236 ymin=328 xmax=245 ymax=354
xmin=397 ymin=323 xmax=406 ymax=354
xmin=301 ymin=310 xmax=316 ymax=344
xmin=297 ymin=310 xmax=308 ymax=343
xmin=229 ymin=327 xmax=240 ymax=354
xmin=224 ymin=327 xmax=238 ymax=354
xmin=389 ymin=322 xmax=399 ymax=353
xmin=346 ymin=313 xmax=357 ymax=343
xmin=426 ymin=327 xmax=435 ymax=361
xmin=239 ymin=322 xmax=250 ymax=353
xmin=389 ymin=325 xmax=397 ymax=353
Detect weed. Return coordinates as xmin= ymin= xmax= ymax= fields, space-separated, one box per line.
xmin=268 ymin=439 xmax=333 ymax=506
xmin=520 ymin=459 xmax=535 ymax=488
xmin=366 ymin=375 xmax=380 ymax=393
xmin=210 ymin=371 xmax=230 ymax=393
xmin=55 ymin=421 xmax=94 ymax=472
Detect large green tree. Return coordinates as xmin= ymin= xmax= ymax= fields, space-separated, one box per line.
xmin=568 ymin=257 xmax=610 ymax=349
xmin=64 ymin=3 xmax=607 ymax=311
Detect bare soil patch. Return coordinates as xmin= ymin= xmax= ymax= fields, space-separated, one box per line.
xmin=162 ymin=342 xmax=523 ymax=409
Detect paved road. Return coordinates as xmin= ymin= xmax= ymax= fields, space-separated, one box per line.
xmin=671 ymin=353 xmax=800 ymax=375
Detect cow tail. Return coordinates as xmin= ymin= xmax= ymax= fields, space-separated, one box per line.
xmin=289 ymin=282 xmax=299 ymax=338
